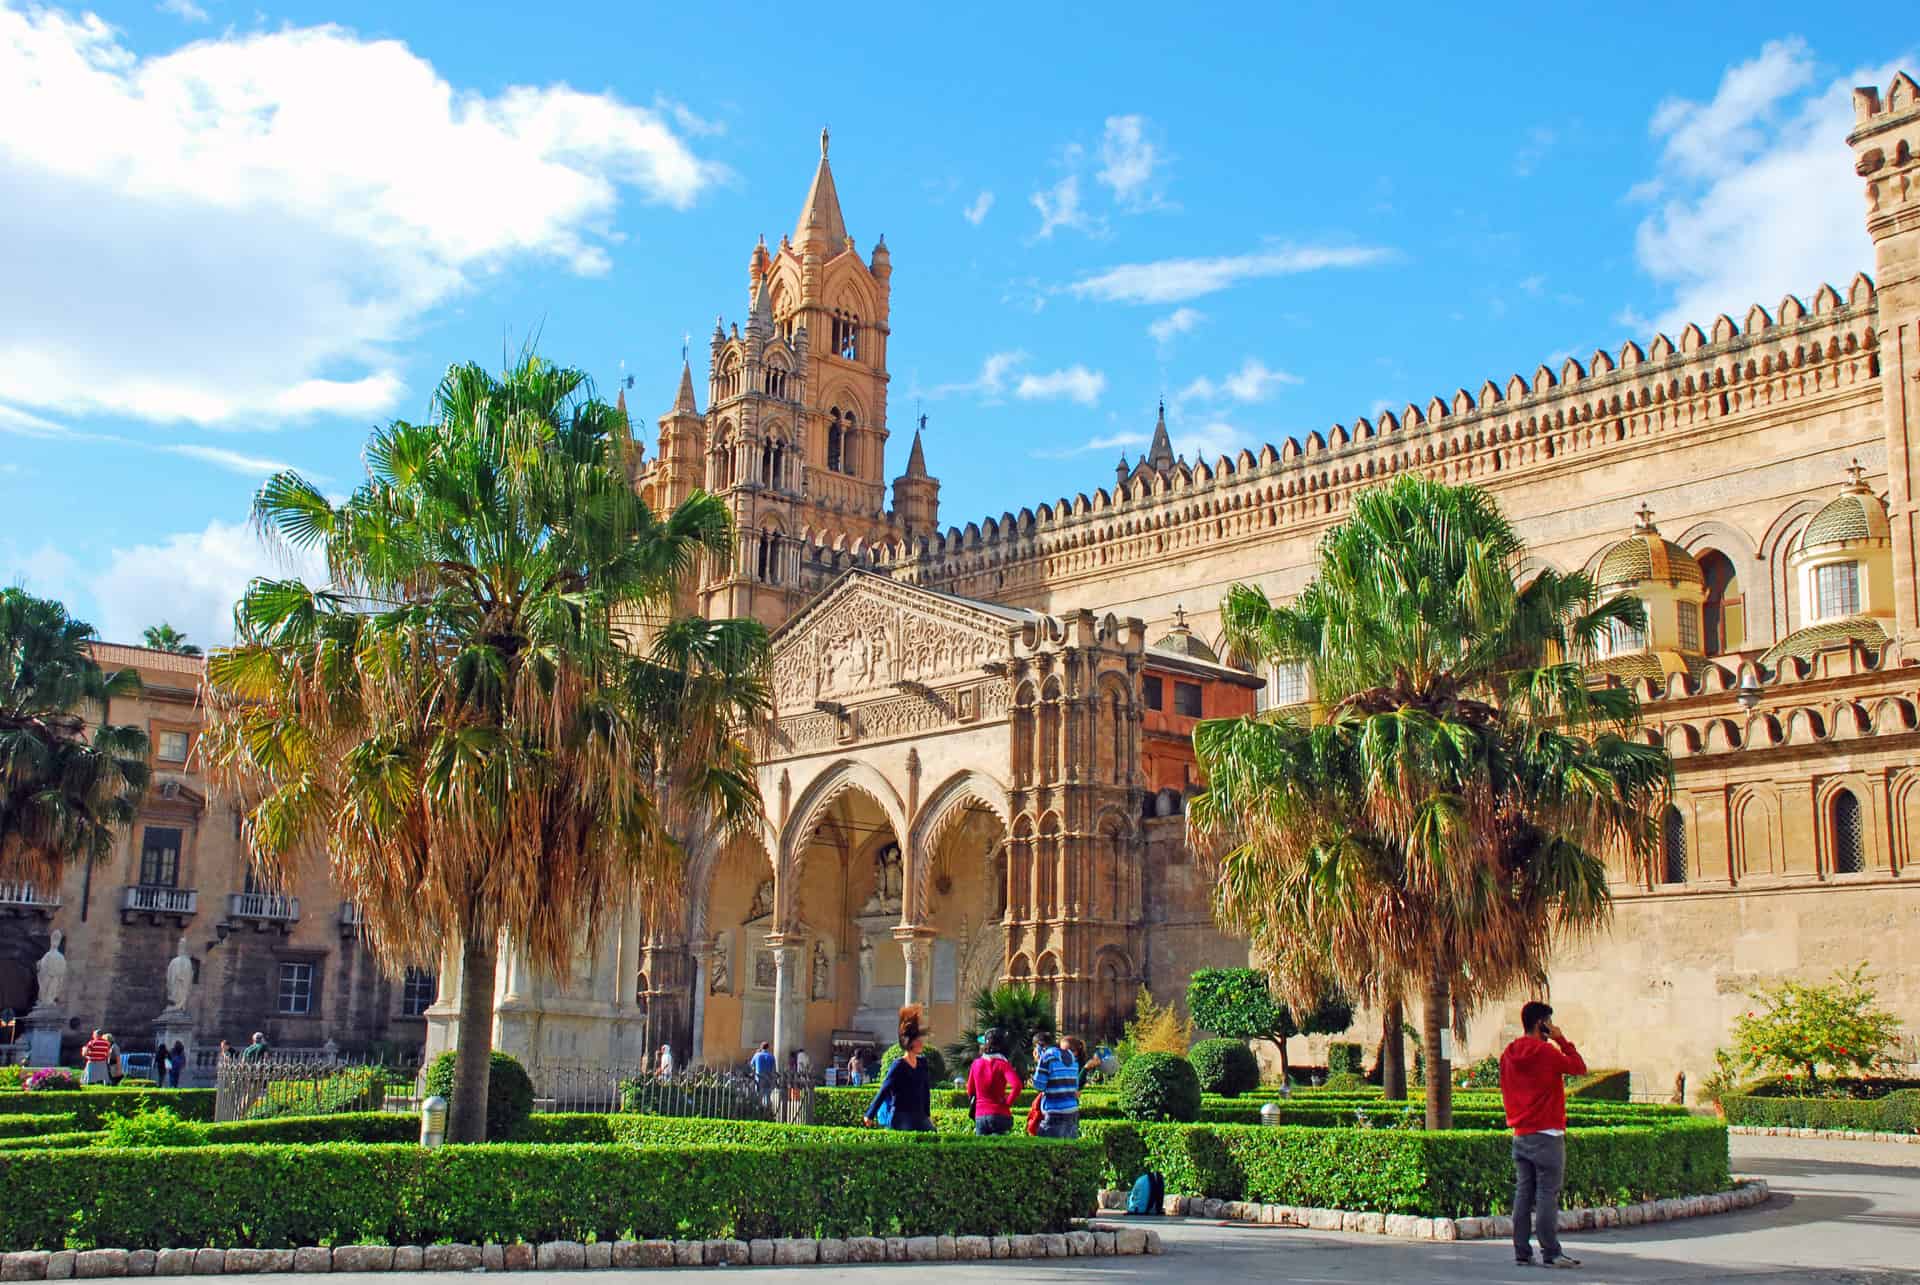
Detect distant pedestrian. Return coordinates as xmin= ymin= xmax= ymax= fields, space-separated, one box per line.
xmin=750 ymin=1040 xmax=776 ymax=1103
xmin=81 ymin=1029 xmax=113 ymax=1084
xmin=966 ymin=1028 xmax=1021 ymax=1136
xmin=864 ymin=1005 xmax=933 ymax=1131
xmin=167 ymin=1041 xmax=188 ymax=1088
xmin=217 ymin=1039 xmax=232 ymax=1063
xmin=1031 ymin=1032 xmax=1080 ymax=1139
xmin=1063 ymin=1036 xmax=1089 ymax=1090
xmin=242 ymin=1031 xmax=270 ymax=1061
xmin=794 ymin=1047 xmax=812 ymax=1079
xmin=846 ymin=1049 xmax=866 ymax=1086
xmin=1502 ymin=1001 xmax=1587 ymax=1270
xmin=655 ymin=1043 xmax=674 ymax=1080
xmin=105 ymin=1034 xmax=126 ymax=1084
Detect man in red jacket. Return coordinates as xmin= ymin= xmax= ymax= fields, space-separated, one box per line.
xmin=1500 ymin=1001 xmax=1587 ymax=1269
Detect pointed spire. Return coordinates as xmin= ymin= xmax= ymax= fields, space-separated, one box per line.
xmin=793 ymin=128 xmax=848 ymax=248
xmin=673 ymin=359 xmax=698 ymax=414
xmin=905 ymin=424 xmax=929 ymax=479
xmin=1147 ymin=399 xmax=1174 ymax=472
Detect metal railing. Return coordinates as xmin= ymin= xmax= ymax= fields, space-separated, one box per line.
xmin=122 ymin=885 xmax=197 ymax=915
xmin=535 ymin=1064 xmax=815 ymax=1123
xmin=228 ymin=891 xmax=300 ymax=922
xmin=0 ymin=882 xmax=60 ymax=911
xmin=214 ymin=1050 xmax=405 ymax=1122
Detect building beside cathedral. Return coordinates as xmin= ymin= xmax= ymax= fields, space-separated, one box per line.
xmin=415 ymin=74 xmax=1920 ymax=1096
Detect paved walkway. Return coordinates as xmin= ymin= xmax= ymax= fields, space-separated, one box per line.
xmin=249 ymin=1135 xmax=1920 ymax=1283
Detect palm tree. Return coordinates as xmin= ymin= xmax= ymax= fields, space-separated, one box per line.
xmin=199 ymin=354 xmax=769 ymax=1142
xmin=950 ymin=983 xmax=1056 ymax=1078
xmin=1190 ymin=477 xmax=1671 ymax=1128
xmin=141 ymin=624 xmax=202 ymax=656
xmin=0 ymin=589 xmax=151 ymax=892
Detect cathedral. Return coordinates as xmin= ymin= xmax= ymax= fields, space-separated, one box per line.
xmin=410 ymin=80 xmax=1920 ymax=1096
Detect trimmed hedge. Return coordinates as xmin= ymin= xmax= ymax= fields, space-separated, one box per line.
xmin=0 ymin=1090 xmax=215 ymax=1129
xmin=1742 ymin=1076 xmax=1920 ymax=1099
xmin=1326 ymin=1042 xmax=1365 ymax=1076
xmin=1722 ymin=1089 xmax=1919 ymax=1134
xmin=1568 ymin=1069 xmax=1631 ymax=1100
xmin=1190 ymin=1040 xmax=1261 ymax=1097
xmin=1083 ymin=1117 xmax=1731 ymax=1216
xmin=1115 ymin=1053 xmax=1202 ymax=1123
xmin=0 ymin=1111 xmax=418 ymax=1153
xmin=0 ymin=1114 xmax=77 ymax=1139
xmin=423 ymin=1051 xmax=534 ymax=1141
xmin=0 ymin=1137 xmax=1100 ymax=1250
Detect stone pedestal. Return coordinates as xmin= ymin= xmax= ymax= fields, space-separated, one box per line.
xmin=153 ymin=1009 xmax=195 ymax=1084
xmin=21 ymin=1005 xmax=64 ymax=1067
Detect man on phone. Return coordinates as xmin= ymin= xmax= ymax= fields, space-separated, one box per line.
xmin=1500 ymin=1001 xmax=1587 ymax=1269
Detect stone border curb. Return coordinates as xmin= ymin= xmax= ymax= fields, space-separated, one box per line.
xmin=1096 ymin=1180 xmax=1768 ymax=1240
xmin=0 ymin=1226 xmax=1160 ymax=1278
xmin=1731 ymin=1124 xmax=1919 ymax=1145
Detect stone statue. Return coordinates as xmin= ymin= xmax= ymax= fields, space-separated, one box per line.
xmin=810 ymin=941 xmax=831 ymax=1001
xmin=164 ymin=936 xmax=194 ymax=1012
xmin=708 ymin=944 xmax=731 ymax=995
xmin=747 ymin=878 xmax=774 ymax=922
xmin=857 ymin=937 xmax=874 ymax=1002
xmin=33 ymin=930 xmax=66 ymax=1009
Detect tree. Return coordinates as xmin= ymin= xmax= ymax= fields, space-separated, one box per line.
xmin=1190 ymin=476 xmax=1672 ymax=1128
xmin=1187 ymin=967 xmax=1352 ymax=1082
xmin=200 ymin=353 xmax=769 ymax=1143
xmin=950 ymin=983 xmax=1055 ymax=1078
xmin=1119 ymin=985 xmax=1191 ymax=1057
xmin=1733 ymin=964 xmax=1902 ymax=1087
xmin=0 ymin=588 xmax=150 ymax=891
xmin=141 ymin=624 xmax=202 ymax=656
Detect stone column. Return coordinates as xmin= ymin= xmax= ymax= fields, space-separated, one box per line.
xmin=769 ymin=940 xmax=798 ymax=1066
xmin=689 ymin=949 xmax=708 ymax=1066
xmin=894 ymin=929 xmax=931 ymax=1009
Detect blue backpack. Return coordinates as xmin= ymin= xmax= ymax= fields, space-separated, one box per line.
xmin=875 ymin=1095 xmax=895 ymax=1128
xmin=1126 ymin=1172 xmax=1164 ymax=1215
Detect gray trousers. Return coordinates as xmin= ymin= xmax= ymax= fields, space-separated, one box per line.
xmin=1511 ymin=1133 xmax=1566 ymax=1261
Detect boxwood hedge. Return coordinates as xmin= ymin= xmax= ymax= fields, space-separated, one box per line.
xmin=1721 ymin=1089 xmax=1919 ymax=1133
xmin=0 ymin=1113 xmax=77 ymax=1138
xmin=0 ymin=1134 xmax=1100 ymax=1251
xmin=0 ymin=1090 xmax=215 ymax=1129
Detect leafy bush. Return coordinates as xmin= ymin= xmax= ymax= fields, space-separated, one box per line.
xmin=0 ymin=1135 xmax=1101 ymax=1250
xmin=0 ymin=1066 xmax=28 ymax=1090
xmin=422 ymin=1051 xmax=534 ymax=1140
xmin=1324 ymin=1071 xmax=1369 ymax=1092
xmin=23 ymin=1069 xmax=80 ymax=1093
xmin=1185 ymin=969 xmax=1352 ymax=1080
xmin=0 ymin=1089 xmax=215 ymax=1129
xmin=1732 ymin=964 xmax=1903 ymax=1087
xmin=1722 ymin=1089 xmax=1919 ymax=1134
xmin=1115 ymin=1052 xmax=1202 ymax=1123
xmin=1326 ymin=1042 xmax=1364 ymax=1076
xmin=1189 ymin=1039 xmax=1261 ymax=1097
xmin=1453 ymin=1055 xmax=1501 ymax=1090
xmin=1080 ymin=1116 xmax=1731 ymax=1215
xmin=117 ymin=1079 xmax=158 ymax=1089
xmin=1567 ymin=1069 xmax=1631 ymax=1100
xmin=950 ymin=984 xmax=1055 ymax=1079
xmin=242 ymin=1067 xmax=386 ymax=1120
xmin=878 ymin=1043 xmax=949 ymax=1086
xmin=618 ymin=1077 xmax=770 ymax=1120
xmin=1742 ymin=1075 xmax=1920 ymax=1099
xmin=1119 ymin=986 xmax=1192 ymax=1059
xmin=0 ymin=1113 xmax=78 ymax=1139
xmin=96 ymin=1107 xmax=206 ymax=1149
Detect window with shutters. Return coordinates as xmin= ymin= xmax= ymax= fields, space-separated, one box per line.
xmin=1172 ymin=682 xmax=1203 ymax=718
xmin=1661 ymin=806 xmax=1687 ymax=885
xmin=1831 ymin=789 xmax=1865 ymax=874
xmin=139 ymin=827 xmax=182 ymax=887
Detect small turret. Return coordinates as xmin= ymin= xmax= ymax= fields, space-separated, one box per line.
xmin=891 ymin=415 xmax=940 ymax=534
xmin=1146 ymin=400 xmax=1175 ymax=474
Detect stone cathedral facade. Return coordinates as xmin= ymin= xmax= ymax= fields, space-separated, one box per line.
xmin=416 ymin=80 xmax=1920 ymax=1097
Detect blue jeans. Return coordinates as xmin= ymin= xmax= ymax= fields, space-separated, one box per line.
xmin=974 ymin=1114 xmax=1013 ymax=1136
xmin=1038 ymin=1111 xmax=1080 ymax=1139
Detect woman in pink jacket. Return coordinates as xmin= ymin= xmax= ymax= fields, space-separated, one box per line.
xmin=966 ymin=1028 xmax=1022 ymax=1135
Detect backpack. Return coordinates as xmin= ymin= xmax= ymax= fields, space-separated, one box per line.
xmin=875 ymin=1097 xmax=895 ymax=1128
xmin=1126 ymin=1172 xmax=1165 ymax=1216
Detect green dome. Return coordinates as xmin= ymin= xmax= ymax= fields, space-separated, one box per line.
xmin=1799 ymin=487 xmax=1889 ymax=553
xmin=1759 ymin=615 xmax=1890 ymax=667
xmin=1152 ymin=608 xmax=1220 ymax=663
xmin=1595 ymin=531 xmax=1703 ymax=588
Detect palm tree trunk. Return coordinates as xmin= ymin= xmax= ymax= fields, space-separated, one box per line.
xmin=1380 ymin=998 xmax=1406 ymax=1100
xmin=1423 ymin=969 xmax=1452 ymax=1130
xmin=450 ymin=929 xmax=500 ymax=1143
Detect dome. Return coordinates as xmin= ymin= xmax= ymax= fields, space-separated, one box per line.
xmin=1759 ymin=615 xmax=1890 ymax=668
xmin=1798 ymin=471 xmax=1889 ymax=553
xmin=1588 ymin=650 xmax=1703 ymax=685
xmin=1595 ymin=507 xmax=1702 ymax=589
xmin=1152 ymin=606 xmax=1220 ymax=663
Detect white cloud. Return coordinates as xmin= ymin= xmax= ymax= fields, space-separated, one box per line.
xmin=1514 ymin=125 xmax=1556 ymax=177
xmin=1031 ymin=174 xmax=1098 ymax=239
xmin=89 ymin=518 xmax=327 ymax=647
xmin=1147 ymin=307 xmax=1204 ymax=345
xmin=158 ymin=444 xmax=301 ymax=479
xmin=0 ymin=8 xmax=723 ymax=429
xmin=1030 ymin=430 xmax=1148 ymax=461
xmin=929 ymin=350 xmax=1027 ymax=400
xmin=1070 ymin=244 xmax=1394 ymax=305
xmin=157 ymin=0 xmax=209 ymax=20
xmin=963 ymin=190 xmax=994 ymax=225
xmin=1630 ymin=40 xmax=1908 ymax=330
xmin=1014 ymin=365 xmax=1106 ymax=406
xmin=1096 ymin=114 xmax=1164 ymax=208
xmin=1171 ymin=419 xmax=1257 ymax=463
xmin=1178 ymin=358 xmax=1300 ymax=405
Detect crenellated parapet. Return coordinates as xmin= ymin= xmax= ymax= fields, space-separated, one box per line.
xmin=900 ymin=279 xmax=1881 ymax=602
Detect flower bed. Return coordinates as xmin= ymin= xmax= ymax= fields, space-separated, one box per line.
xmin=0 ymin=1136 xmax=1101 ymax=1251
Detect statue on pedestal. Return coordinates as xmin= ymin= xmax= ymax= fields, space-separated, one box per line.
xmin=708 ymin=943 xmax=731 ymax=995
xmin=857 ymin=937 xmax=875 ymax=1003
xmin=33 ymin=930 xmax=66 ymax=1010
xmin=163 ymin=937 xmax=194 ymax=1014
xmin=810 ymin=941 xmax=831 ymax=1001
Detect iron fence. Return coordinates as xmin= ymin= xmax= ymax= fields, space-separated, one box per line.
xmin=535 ymin=1065 xmax=815 ymax=1124
xmin=213 ymin=1053 xmax=407 ymax=1122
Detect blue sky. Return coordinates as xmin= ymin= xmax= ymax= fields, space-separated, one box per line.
xmin=0 ymin=2 xmax=1909 ymax=646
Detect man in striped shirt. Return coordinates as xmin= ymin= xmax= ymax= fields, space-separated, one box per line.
xmin=1031 ymin=1033 xmax=1080 ymax=1139
xmin=81 ymin=1029 xmax=114 ymax=1084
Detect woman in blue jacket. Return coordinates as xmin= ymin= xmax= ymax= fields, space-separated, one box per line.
xmin=863 ymin=1005 xmax=934 ymax=1131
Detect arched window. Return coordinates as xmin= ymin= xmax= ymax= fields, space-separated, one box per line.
xmin=827 ymin=409 xmax=844 ymax=473
xmin=1661 ymin=805 xmax=1687 ymax=884
xmin=765 ymin=365 xmax=789 ymax=399
xmin=1699 ymin=550 xmax=1744 ymax=654
xmin=832 ymin=309 xmax=859 ymax=360
xmin=713 ymin=424 xmax=734 ymax=490
xmin=755 ymin=529 xmax=781 ymax=584
xmin=717 ymin=353 xmax=742 ymax=401
xmin=840 ymin=412 xmax=857 ymax=474
xmin=1831 ymin=788 xmax=1865 ymax=874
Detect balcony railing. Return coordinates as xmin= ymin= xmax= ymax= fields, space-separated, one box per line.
xmin=122 ymin=884 xmax=198 ymax=916
xmin=228 ymin=891 xmax=300 ymax=923
xmin=0 ymin=882 xmax=60 ymax=912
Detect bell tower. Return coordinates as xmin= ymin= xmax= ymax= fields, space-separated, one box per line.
xmin=694 ymin=130 xmax=912 ymax=628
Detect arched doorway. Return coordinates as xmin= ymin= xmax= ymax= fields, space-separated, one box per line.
xmin=1699 ymin=550 xmax=1745 ymax=654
